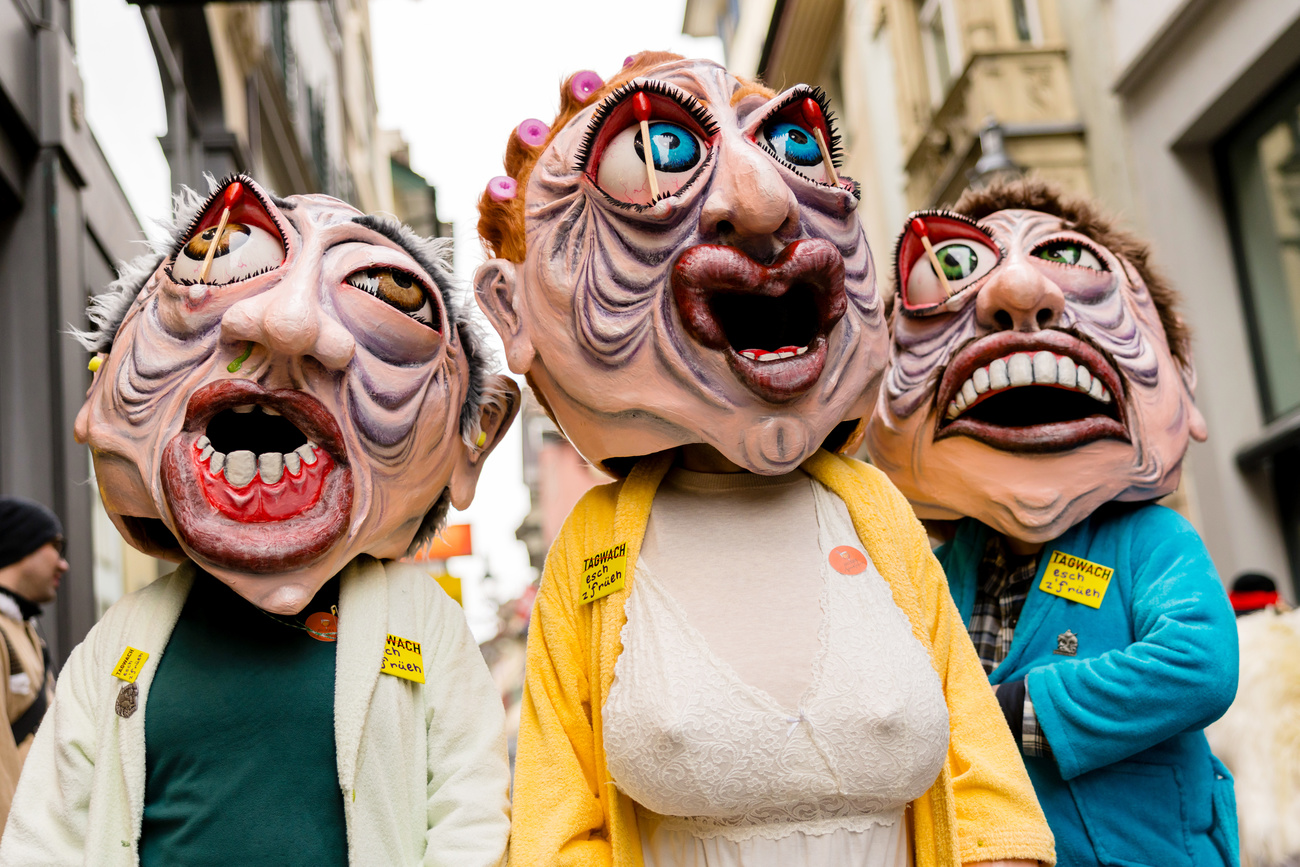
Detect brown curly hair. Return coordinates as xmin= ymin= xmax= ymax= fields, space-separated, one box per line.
xmin=949 ymin=178 xmax=1191 ymax=369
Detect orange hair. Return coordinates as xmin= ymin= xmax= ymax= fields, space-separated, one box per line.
xmin=476 ymin=52 xmax=775 ymax=263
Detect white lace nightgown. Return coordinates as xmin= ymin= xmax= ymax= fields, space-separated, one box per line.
xmin=603 ymin=480 xmax=950 ymax=867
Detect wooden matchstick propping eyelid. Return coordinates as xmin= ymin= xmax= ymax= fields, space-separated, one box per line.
xmin=910 ymin=217 xmax=954 ymax=299
xmin=632 ymin=92 xmax=661 ymax=200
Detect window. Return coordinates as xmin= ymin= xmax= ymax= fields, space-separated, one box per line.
xmin=1012 ymin=0 xmax=1043 ymax=45
xmin=919 ymin=0 xmax=962 ymax=105
xmin=1219 ymin=68 xmax=1300 ymax=421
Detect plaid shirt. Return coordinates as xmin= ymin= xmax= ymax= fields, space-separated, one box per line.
xmin=971 ymin=534 xmax=1053 ymax=759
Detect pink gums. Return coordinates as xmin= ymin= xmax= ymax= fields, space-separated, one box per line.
xmin=195 ymin=441 xmax=332 ymax=523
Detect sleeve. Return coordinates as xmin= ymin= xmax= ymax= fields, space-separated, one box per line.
xmin=507 ymin=524 xmax=612 ymax=867
xmin=891 ymin=489 xmax=1056 ymax=866
xmin=1025 ymin=511 xmax=1239 ymax=781
xmin=0 ymin=636 xmax=21 ymax=833
xmin=0 ymin=637 xmax=99 ymax=864
xmin=422 ymin=595 xmax=512 ymax=867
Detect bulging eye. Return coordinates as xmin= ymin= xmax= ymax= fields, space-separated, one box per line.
xmin=170 ymin=179 xmax=286 ymax=285
xmin=596 ymin=121 xmax=705 ymax=205
xmin=345 ymin=268 xmax=440 ymax=330
xmin=905 ymin=239 xmax=999 ymax=309
xmin=172 ymin=223 xmax=283 ymax=285
xmin=1034 ymin=241 xmax=1105 ymax=271
xmin=763 ymin=121 xmax=828 ymax=182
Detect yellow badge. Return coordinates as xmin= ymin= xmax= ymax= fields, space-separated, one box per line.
xmin=580 ymin=542 xmax=627 ymax=604
xmin=111 ymin=647 xmax=149 ymax=683
xmin=1039 ymin=550 xmax=1115 ymax=609
xmin=381 ymin=634 xmax=425 ymax=684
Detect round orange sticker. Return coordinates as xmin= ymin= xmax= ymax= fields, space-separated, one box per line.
xmin=829 ymin=546 xmax=869 ymax=575
xmin=304 ymin=611 xmax=337 ymax=642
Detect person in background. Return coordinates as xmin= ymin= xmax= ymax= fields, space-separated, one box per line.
xmin=0 ymin=496 xmax=66 ymax=831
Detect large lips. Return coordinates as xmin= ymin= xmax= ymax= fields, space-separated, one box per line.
xmin=672 ymin=238 xmax=847 ymax=402
xmin=934 ymin=330 xmax=1128 ymax=452
xmin=160 ymin=380 xmax=353 ymax=573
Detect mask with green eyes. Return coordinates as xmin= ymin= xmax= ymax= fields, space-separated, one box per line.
xmin=865 ymin=205 xmax=1206 ymax=544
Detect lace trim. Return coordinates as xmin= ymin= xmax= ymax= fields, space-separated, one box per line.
xmin=653 ymin=807 xmax=904 ymax=844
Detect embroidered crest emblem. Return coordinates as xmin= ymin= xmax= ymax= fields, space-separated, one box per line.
xmin=1054 ymin=630 xmax=1078 ymax=656
xmin=115 ymin=682 xmax=138 ymax=719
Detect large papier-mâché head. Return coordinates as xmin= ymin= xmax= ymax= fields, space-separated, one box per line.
xmin=75 ymin=176 xmax=519 ymax=614
xmin=865 ymin=180 xmax=1206 ymax=543
xmin=474 ymin=53 xmax=887 ymax=475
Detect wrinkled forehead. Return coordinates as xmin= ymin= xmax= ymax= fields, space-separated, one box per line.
xmin=978 ymin=208 xmax=1105 ymax=253
xmin=278 ymin=193 xmax=366 ymax=238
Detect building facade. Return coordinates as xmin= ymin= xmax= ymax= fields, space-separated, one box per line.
xmin=685 ymin=0 xmax=1300 ymax=597
xmin=0 ymin=0 xmax=142 ymax=663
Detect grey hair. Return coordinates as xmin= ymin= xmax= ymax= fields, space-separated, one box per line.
xmin=70 ymin=184 xmax=210 ymax=352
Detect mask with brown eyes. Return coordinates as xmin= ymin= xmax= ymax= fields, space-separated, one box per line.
xmin=865 ymin=198 xmax=1207 ymax=544
xmin=475 ymin=54 xmax=888 ymax=475
xmin=74 ymin=176 xmax=519 ymax=614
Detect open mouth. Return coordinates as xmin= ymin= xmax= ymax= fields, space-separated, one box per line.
xmin=672 ymin=239 xmax=846 ymax=402
xmin=935 ymin=331 xmax=1128 ymax=453
xmin=160 ymin=380 xmax=353 ymax=573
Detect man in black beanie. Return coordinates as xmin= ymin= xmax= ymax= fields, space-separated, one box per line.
xmin=0 ymin=496 xmax=66 ymax=831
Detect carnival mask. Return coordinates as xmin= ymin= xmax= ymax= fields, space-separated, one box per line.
xmin=866 ymin=203 xmax=1206 ymax=542
xmin=475 ymin=56 xmax=887 ymax=474
xmin=74 ymin=176 xmax=519 ymax=613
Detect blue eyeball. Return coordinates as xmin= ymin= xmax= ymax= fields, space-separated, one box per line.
xmin=635 ymin=122 xmax=701 ymax=173
xmin=765 ymin=122 xmax=823 ymax=167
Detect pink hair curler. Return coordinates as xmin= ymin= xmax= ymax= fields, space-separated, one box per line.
xmin=487 ymin=176 xmax=518 ymax=202
xmin=570 ymin=70 xmax=604 ymax=103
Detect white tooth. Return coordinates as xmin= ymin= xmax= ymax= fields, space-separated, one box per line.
xmin=1032 ymin=351 xmax=1057 ymax=384
xmin=1057 ymin=356 xmax=1077 ymax=388
xmin=296 ymin=444 xmax=318 ymax=466
xmin=961 ymin=380 xmax=978 ymax=407
xmin=210 ymin=452 xmax=225 ymax=474
xmin=262 ymin=406 xmax=281 ymax=416
xmin=1008 ymin=353 xmax=1033 ymax=387
xmin=1089 ymin=378 xmax=1105 ymax=401
xmin=199 ymin=445 xmax=214 ymax=462
xmin=1077 ymin=366 xmax=1092 ymax=392
xmin=197 ymin=435 xmax=210 ymax=449
xmin=284 ymin=451 xmax=302 ymax=475
xmin=989 ymin=358 xmax=1010 ymax=390
xmin=947 ymin=401 xmax=960 ymax=420
xmin=233 ymin=404 xmax=255 ymax=414
xmin=225 ymin=450 xmax=256 ymax=487
xmin=955 ymin=391 xmax=968 ymax=411
xmin=972 ymin=367 xmax=990 ymax=394
xmin=795 ymin=346 xmax=808 ymax=356
xmin=1099 ymin=384 xmax=1112 ymax=403
xmin=258 ymin=452 xmax=284 ymax=484
xmin=758 ymin=352 xmax=778 ymax=362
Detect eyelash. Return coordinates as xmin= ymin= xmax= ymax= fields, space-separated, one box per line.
xmin=165 ymin=263 xmax=279 ymax=287
xmin=1033 ymin=237 xmax=1109 ymax=270
xmin=755 ymin=86 xmax=843 ymax=172
xmin=573 ymin=79 xmax=718 ymax=171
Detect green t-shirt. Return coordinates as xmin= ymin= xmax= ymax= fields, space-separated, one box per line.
xmin=139 ymin=571 xmax=347 ymax=867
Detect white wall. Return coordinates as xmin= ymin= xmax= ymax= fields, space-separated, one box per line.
xmin=1113 ymin=0 xmax=1300 ymax=594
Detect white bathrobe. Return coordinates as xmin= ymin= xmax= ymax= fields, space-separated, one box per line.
xmin=0 ymin=556 xmax=510 ymax=867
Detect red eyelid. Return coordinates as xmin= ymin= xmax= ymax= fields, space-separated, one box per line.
xmin=191 ymin=184 xmax=283 ymax=245
xmin=897 ymin=216 xmax=999 ymax=307
xmin=585 ymin=91 xmax=713 ymax=174
xmin=758 ymin=99 xmax=829 ymax=142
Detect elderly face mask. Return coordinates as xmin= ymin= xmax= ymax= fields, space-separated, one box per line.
xmin=475 ymin=57 xmax=888 ymax=475
xmin=75 ymin=177 xmax=518 ymax=614
xmin=866 ymin=207 xmax=1207 ymax=543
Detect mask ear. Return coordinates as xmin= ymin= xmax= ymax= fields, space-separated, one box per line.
xmin=474 ymin=259 xmax=534 ymax=374
xmin=449 ymin=375 xmax=522 ymax=509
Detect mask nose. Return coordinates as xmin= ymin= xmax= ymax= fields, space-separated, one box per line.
xmin=221 ymin=274 xmax=355 ymax=370
xmin=699 ymin=137 xmax=799 ymax=253
xmin=975 ymin=259 xmax=1066 ymax=332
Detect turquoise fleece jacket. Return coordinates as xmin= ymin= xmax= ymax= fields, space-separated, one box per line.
xmin=938 ymin=502 xmax=1239 ymax=867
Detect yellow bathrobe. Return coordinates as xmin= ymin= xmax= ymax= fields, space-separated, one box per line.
xmin=509 ymin=449 xmax=1055 ymax=867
